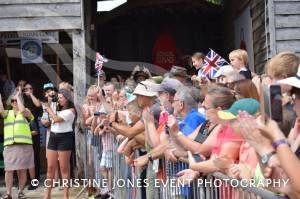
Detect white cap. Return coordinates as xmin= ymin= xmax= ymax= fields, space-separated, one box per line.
xmin=278 ymin=66 xmax=300 ymax=89
xmin=133 ymin=80 xmax=158 ymax=97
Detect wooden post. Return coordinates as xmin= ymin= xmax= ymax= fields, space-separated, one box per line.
xmin=5 ymin=55 xmax=11 ymax=80
xmin=56 ymin=55 xmax=60 ymax=86
xmin=72 ymin=30 xmax=87 ymax=178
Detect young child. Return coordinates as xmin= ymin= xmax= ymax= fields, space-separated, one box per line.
xmin=191 ymin=52 xmax=206 ymax=83
xmin=229 ymin=49 xmax=252 ymax=79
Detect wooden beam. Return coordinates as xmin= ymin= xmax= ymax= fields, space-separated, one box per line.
xmin=72 ymin=30 xmax=86 ymax=178
xmin=0 ymin=16 xmax=82 ymax=32
xmin=5 ymin=55 xmax=11 ymax=80
xmin=0 ymin=0 xmax=80 ymax=4
xmin=56 ymin=55 xmax=60 ymax=85
xmin=0 ymin=3 xmax=81 ymax=18
xmin=268 ymin=0 xmax=277 ymax=56
xmin=72 ymin=30 xmax=86 ymax=119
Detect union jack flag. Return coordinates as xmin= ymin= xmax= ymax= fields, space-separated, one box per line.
xmin=95 ymin=52 xmax=107 ymax=72
xmin=199 ymin=49 xmax=229 ymax=79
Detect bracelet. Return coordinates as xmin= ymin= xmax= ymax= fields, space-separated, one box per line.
xmin=272 ymin=139 xmax=290 ymax=150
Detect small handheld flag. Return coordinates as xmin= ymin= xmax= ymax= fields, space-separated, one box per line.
xmin=95 ymin=52 xmax=108 ymax=72
xmin=199 ymin=49 xmax=229 ymax=79
xmin=95 ymin=52 xmax=108 ymax=87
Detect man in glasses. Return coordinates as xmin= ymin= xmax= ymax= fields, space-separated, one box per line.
xmin=23 ymin=83 xmax=42 ymax=190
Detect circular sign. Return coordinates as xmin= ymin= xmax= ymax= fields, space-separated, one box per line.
xmin=21 ymin=40 xmax=42 ymax=60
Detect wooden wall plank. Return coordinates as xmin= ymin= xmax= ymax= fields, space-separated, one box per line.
xmin=253 ymin=25 xmax=266 ymax=43
xmin=274 ymin=0 xmax=300 ymax=2
xmin=0 ymin=0 xmax=80 ymax=4
xmin=253 ymin=36 xmax=268 ymax=55
xmin=252 ymin=1 xmax=265 ymax=20
xmin=275 ymin=1 xmax=300 ymax=14
xmin=276 ymin=40 xmax=300 ymax=52
xmin=0 ymin=17 xmax=82 ymax=32
xmin=276 ymin=28 xmax=300 ymax=40
xmin=252 ymin=13 xmax=266 ymax=31
xmin=275 ymin=15 xmax=300 ymax=28
xmin=0 ymin=4 xmax=81 ymax=18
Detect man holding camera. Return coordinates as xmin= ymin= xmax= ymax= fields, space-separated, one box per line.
xmin=41 ymin=83 xmax=58 ymax=151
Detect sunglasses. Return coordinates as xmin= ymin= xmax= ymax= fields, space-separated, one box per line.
xmin=11 ymin=99 xmax=17 ymax=103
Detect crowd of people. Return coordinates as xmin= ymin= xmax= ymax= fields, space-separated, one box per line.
xmin=0 ymin=49 xmax=300 ymax=199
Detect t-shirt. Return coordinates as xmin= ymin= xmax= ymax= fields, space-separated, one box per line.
xmin=24 ymin=95 xmax=42 ymax=119
xmin=50 ymin=109 xmax=75 ymax=133
xmin=211 ymin=124 xmax=244 ymax=156
xmin=179 ymin=109 xmax=205 ymax=136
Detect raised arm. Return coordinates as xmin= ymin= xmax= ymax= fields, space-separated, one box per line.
xmin=16 ymin=90 xmax=25 ymax=113
xmin=29 ymin=93 xmax=41 ymax=107
xmin=111 ymin=120 xmax=145 ymax=138
xmin=0 ymin=94 xmax=8 ymax=118
xmin=143 ymin=108 xmax=160 ymax=147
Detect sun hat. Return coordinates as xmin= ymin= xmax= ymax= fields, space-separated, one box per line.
xmin=133 ymin=80 xmax=158 ymax=97
xmin=217 ymin=98 xmax=260 ymax=120
xmin=278 ymin=66 xmax=300 ymax=89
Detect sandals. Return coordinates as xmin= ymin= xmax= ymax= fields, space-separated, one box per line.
xmin=1 ymin=194 xmax=12 ymax=199
xmin=17 ymin=192 xmax=27 ymax=199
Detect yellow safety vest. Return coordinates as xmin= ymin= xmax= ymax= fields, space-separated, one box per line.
xmin=4 ymin=110 xmax=33 ymax=146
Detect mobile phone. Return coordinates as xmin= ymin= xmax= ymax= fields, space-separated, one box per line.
xmin=115 ymin=111 xmax=119 ymax=122
xmin=159 ymin=111 xmax=169 ymax=125
xmin=262 ymin=84 xmax=283 ymax=122
xmin=94 ymin=111 xmax=106 ymax=116
xmin=102 ymin=89 xmax=106 ymax=97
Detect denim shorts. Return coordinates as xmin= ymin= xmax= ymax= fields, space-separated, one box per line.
xmin=47 ymin=132 xmax=74 ymax=151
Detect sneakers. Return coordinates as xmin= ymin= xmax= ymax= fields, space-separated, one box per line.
xmin=27 ymin=183 xmax=38 ymax=190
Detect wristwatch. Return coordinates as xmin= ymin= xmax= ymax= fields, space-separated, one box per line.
xmin=261 ymin=151 xmax=276 ymax=165
xmin=148 ymin=154 xmax=153 ymax=162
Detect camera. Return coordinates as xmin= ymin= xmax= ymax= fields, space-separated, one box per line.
xmin=51 ymin=95 xmax=58 ymax=102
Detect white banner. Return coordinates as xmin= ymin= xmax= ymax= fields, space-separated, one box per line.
xmin=0 ymin=31 xmax=59 ymax=47
xmin=21 ymin=39 xmax=43 ymax=64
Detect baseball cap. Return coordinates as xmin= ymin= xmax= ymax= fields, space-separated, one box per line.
xmin=43 ymin=83 xmax=54 ymax=91
xmin=157 ymin=78 xmax=183 ymax=96
xmin=217 ymin=98 xmax=260 ymax=120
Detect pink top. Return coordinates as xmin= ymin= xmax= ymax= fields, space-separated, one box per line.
xmin=211 ymin=124 xmax=244 ymax=158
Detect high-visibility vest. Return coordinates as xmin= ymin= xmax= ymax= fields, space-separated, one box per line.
xmin=4 ymin=110 xmax=33 ymax=146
